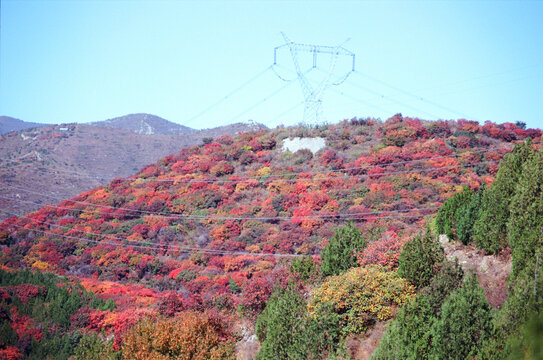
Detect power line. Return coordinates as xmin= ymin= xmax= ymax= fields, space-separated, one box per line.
xmin=0 ymin=122 xmax=514 ymax=187
xmin=351 ymin=71 xmax=475 ymax=120
xmin=98 ymin=145 xmax=508 ymax=185
xmin=90 ymin=157 xmax=501 ymax=186
xmin=335 ymin=70 xmax=442 ymax=119
xmin=0 ymin=159 xmax=495 ymax=221
xmin=184 ymin=65 xmax=273 ymax=127
xmin=228 ymin=81 xmax=295 ymax=124
xmin=1 ymin=213 xmax=433 ymax=259
xmin=411 ymin=63 xmax=542 ymax=95
xmin=2 ymin=159 xmax=498 ymax=201
xmin=269 ymin=101 xmax=304 ymax=126
xmin=1 ymin=204 xmax=437 ymax=258
xmin=3 ymin=221 xmax=303 ymax=258
xmin=1 ymin=163 xmax=107 ymax=183
xmin=326 ymin=86 xmax=393 ymax=114
xmin=0 ymin=195 xmax=439 ymax=222
xmin=432 ymin=74 xmax=536 ymax=98
xmin=1 ymin=160 xmax=497 ymax=214
xmin=0 ymin=207 xmax=307 ymax=256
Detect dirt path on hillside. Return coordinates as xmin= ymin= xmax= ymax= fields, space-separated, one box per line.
xmin=439 ymin=235 xmax=512 ymax=308
xmin=346 ymin=322 xmax=388 ymax=360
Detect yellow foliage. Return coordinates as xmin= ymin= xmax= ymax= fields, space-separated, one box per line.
xmin=170 ymin=202 xmax=185 ymax=213
xmin=353 ymin=197 xmax=364 ymax=205
xmin=295 ymin=242 xmax=312 ymax=255
xmin=245 ymin=244 xmax=261 ymax=253
xmin=256 ymin=166 xmax=271 ymax=177
xmin=78 ymin=212 xmax=97 ymax=221
xmin=309 ymin=265 xmax=415 ymax=334
xmin=247 ymin=260 xmax=274 ymax=275
xmin=266 ymin=181 xmax=295 ymax=193
xmin=32 ymin=260 xmax=50 ymax=271
xmin=102 ymin=313 xmax=118 ymax=328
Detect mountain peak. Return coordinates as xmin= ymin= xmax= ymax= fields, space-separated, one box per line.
xmin=91 ymin=113 xmax=195 ymax=135
xmin=0 ymin=116 xmax=47 ymax=135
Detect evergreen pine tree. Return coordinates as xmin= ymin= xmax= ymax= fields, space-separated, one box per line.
xmin=435 ymin=187 xmax=473 ymax=240
xmin=397 ymin=232 xmax=444 ymax=289
xmin=422 ymin=259 xmax=464 ymax=315
xmin=507 ymin=148 xmax=543 ymax=279
xmin=474 ymin=139 xmax=535 ymax=253
xmin=320 ymin=222 xmax=366 ymax=277
xmin=371 ymin=295 xmax=435 ymax=360
xmin=455 ymin=183 xmax=485 ymax=245
xmin=256 ymin=285 xmax=306 ymax=359
xmin=430 ymin=273 xmax=493 ymax=360
xmin=256 ymin=285 xmax=341 ymax=359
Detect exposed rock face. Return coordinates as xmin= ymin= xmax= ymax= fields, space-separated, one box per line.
xmin=439 ymin=234 xmax=512 ymax=308
xmin=282 ymin=137 xmax=326 ymax=154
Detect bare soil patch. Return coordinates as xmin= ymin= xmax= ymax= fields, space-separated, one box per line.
xmin=439 ymin=235 xmax=512 ymax=308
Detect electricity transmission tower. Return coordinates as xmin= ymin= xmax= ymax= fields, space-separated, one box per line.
xmin=273 ymin=33 xmax=355 ymax=124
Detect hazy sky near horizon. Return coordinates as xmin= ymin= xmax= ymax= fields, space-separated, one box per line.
xmin=1 ymin=0 xmax=542 ymax=130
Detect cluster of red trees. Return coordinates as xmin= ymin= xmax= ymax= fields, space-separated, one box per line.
xmin=0 ymin=116 xmax=540 ymax=354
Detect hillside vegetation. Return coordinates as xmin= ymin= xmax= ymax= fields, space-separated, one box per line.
xmin=0 ymin=116 xmax=541 ymax=359
xmin=0 ymin=120 xmax=265 ymax=219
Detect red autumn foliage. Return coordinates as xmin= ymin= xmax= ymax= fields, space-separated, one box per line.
xmin=358 ymin=231 xmax=406 ymax=269
xmin=0 ymin=117 xmax=540 ymax=356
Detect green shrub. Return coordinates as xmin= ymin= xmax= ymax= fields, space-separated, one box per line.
xmin=422 ymin=259 xmax=464 ymax=315
xmin=320 ymin=222 xmax=367 ymax=277
xmin=398 ymin=232 xmax=444 ymax=289
xmin=507 ymin=148 xmax=543 ymax=279
xmin=455 ymin=183 xmax=485 ymax=245
xmin=290 ymin=256 xmax=317 ymax=281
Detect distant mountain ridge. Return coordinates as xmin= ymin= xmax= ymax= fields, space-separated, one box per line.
xmin=90 ymin=113 xmax=194 ymax=135
xmin=0 ymin=115 xmax=268 ymax=218
xmin=0 ymin=116 xmax=47 ymax=135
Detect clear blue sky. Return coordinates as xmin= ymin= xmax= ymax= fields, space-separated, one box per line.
xmin=1 ymin=0 xmax=542 ymax=129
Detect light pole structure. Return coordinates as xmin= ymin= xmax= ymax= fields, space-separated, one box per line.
xmin=273 ymin=33 xmax=355 ymax=124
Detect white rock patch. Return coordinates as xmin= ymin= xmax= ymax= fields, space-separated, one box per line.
xmin=281 ymin=137 xmax=326 ymax=154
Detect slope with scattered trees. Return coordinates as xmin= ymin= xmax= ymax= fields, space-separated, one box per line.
xmin=0 ymin=116 xmax=540 ymax=358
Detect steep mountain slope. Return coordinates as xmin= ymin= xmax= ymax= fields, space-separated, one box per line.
xmin=0 ymin=121 xmax=268 ymax=219
xmin=90 ymin=113 xmax=194 ymax=135
xmin=0 ymin=116 xmax=46 ymax=135
xmin=0 ymin=117 xmax=540 ymax=359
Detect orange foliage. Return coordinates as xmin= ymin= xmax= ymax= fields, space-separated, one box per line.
xmin=122 ymin=312 xmax=235 ymax=359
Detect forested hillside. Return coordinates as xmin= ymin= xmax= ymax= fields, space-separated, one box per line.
xmin=0 ymin=116 xmax=541 ymax=359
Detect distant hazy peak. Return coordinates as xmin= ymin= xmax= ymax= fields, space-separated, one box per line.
xmin=90 ymin=113 xmax=195 ymax=135
xmin=0 ymin=116 xmax=47 ymax=135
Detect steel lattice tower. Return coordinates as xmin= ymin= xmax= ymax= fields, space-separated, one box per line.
xmin=273 ymin=33 xmax=355 ymax=124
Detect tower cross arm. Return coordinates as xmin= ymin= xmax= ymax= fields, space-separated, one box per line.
xmin=289 ymin=43 xmax=354 ymax=56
